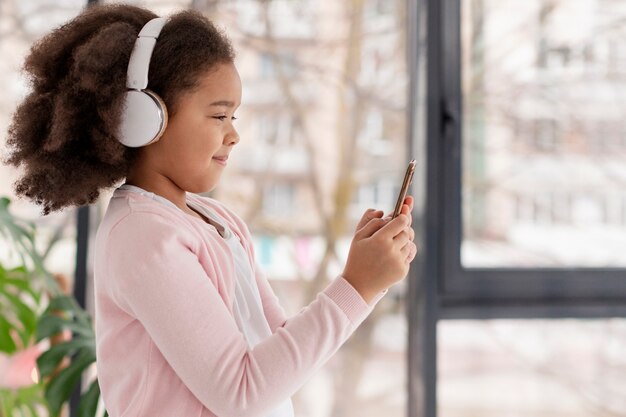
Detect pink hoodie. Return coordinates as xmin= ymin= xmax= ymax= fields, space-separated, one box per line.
xmin=93 ymin=188 xmax=387 ymax=417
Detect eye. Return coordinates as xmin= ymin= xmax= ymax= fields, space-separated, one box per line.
xmin=213 ymin=115 xmax=238 ymax=122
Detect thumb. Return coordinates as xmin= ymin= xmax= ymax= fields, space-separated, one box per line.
xmin=372 ymin=213 xmax=409 ymax=240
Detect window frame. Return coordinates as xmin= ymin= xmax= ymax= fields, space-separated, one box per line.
xmin=437 ymin=0 xmax=626 ymax=314
xmin=407 ymin=1 xmax=626 ymax=416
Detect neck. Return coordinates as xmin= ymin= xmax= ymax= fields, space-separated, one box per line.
xmin=125 ymin=168 xmax=189 ymax=214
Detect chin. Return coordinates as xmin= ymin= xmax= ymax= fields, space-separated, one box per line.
xmin=185 ymin=181 xmax=214 ymax=194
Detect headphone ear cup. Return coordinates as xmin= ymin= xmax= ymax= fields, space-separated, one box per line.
xmin=117 ymin=90 xmax=168 ymax=147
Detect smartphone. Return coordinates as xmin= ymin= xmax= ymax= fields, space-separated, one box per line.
xmin=392 ymin=159 xmax=416 ymax=219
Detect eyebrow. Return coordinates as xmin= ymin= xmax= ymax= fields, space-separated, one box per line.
xmin=208 ymin=100 xmax=236 ymax=107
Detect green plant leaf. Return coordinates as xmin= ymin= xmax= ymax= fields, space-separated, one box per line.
xmin=37 ymin=338 xmax=94 ymax=378
xmin=0 ymin=383 xmax=49 ymax=417
xmin=46 ymin=295 xmax=92 ymax=328
xmin=0 ymin=388 xmax=16 ymax=417
xmin=0 ymin=266 xmax=40 ymax=351
xmin=44 ymin=295 xmax=93 ymax=327
xmin=1 ymin=197 xmax=104 ymax=417
xmin=36 ymin=315 xmax=93 ymax=343
xmin=15 ymin=383 xmax=40 ymax=401
xmin=78 ymin=379 xmax=101 ymax=417
xmin=15 ymin=384 xmax=47 ymax=416
xmin=0 ymin=197 xmax=54 ymax=294
xmin=46 ymin=295 xmax=79 ymax=314
xmin=3 ymin=266 xmax=39 ymax=299
xmin=1 ymin=275 xmax=33 ymax=294
xmin=36 ymin=346 xmax=68 ymax=380
xmin=0 ymin=315 xmax=17 ymax=354
xmin=36 ymin=314 xmax=67 ymax=342
xmin=2 ymin=291 xmax=37 ymax=347
xmin=45 ymin=350 xmax=95 ymax=417
xmin=24 ymin=402 xmax=38 ymax=417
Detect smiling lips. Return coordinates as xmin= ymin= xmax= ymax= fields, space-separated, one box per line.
xmin=212 ymin=155 xmax=228 ymax=166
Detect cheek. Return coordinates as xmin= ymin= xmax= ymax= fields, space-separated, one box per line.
xmin=163 ymin=115 xmax=223 ymax=158
xmin=184 ymin=120 xmax=220 ymax=152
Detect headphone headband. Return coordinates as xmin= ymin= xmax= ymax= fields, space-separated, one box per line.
xmin=126 ymin=17 xmax=168 ymax=90
xmin=117 ymin=17 xmax=169 ymax=148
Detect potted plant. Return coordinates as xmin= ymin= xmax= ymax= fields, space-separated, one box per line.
xmin=0 ymin=196 xmax=107 ymax=417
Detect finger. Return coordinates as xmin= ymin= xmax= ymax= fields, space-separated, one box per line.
xmin=373 ymin=213 xmax=410 ymax=240
xmin=400 ymin=241 xmax=412 ymax=256
xmin=356 ymin=209 xmax=383 ymax=231
xmin=401 ymin=204 xmax=411 ymax=219
xmin=403 ymin=242 xmax=417 ymax=263
xmin=400 ymin=242 xmax=415 ymax=263
xmin=383 ymin=194 xmax=414 ymax=218
xmin=399 ymin=223 xmax=414 ymax=241
xmin=407 ymin=242 xmax=418 ymax=263
xmin=394 ymin=226 xmax=411 ymax=239
xmin=355 ymin=217 xmax=389 ymax=239
xmin=404 ymin=195 xmax=414 ymax=210
xmin=400 ymin=203 xmax=413 ymax=227
xmin=360 ymin=208 xmax=381 ymax=223
xmin=393 ymin=228 xmax=411 ymax=247
xmin=384 ymin=201 xmax=412 ymax=221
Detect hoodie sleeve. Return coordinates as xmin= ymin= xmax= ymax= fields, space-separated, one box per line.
xmin=104 ymin=211 xmax=386 ymax=417
xmin=252 ymin=261 xmax=289 ymax=332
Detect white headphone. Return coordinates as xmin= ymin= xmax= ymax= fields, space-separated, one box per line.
xmin=117 ymin=17 xmax=169 ymax=148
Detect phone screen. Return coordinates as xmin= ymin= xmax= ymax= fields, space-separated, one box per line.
xmin=392 ymin=159 xmax=416 ymax=219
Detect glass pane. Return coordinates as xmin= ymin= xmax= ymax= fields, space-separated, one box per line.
xmin=0 ymin=0 xmax=86 ymax=410
xmin=218 ymin=1 xmax=409 ymax=415
xmin=461 ymin=0 xmax=626 ymax=268
xmin=96 ymin=1 xmax=410 ymax=416
xmin=0 ymin=0 xmax=86 ymax=264
xmin=439 ymin=319 xmax=626 ymax=417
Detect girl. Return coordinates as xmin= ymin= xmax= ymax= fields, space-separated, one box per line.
xmin=3 ymin=4 xmax=417 ymax=416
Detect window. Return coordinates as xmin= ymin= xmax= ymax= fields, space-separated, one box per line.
xmin=262 ymin=183 xmax=295 ymax=217
xmin=438 ymin=319 xmax=626 ymax=417
xmin=258 ymin=112 xmax=295 ymax=146
xmin=0 ymin=0 xmax=94 ymax=412
xmin=260 ymin=51 xmax=298 ymax=79
xmin=357 ymin=109 xmax=392 ymax=156
xmin=532 ymin=119 xmax=558 ymax=151
xmin=457 ymin=0 xmax=626 ymax=271
xmin=417 ymin=1 xmax=626 ymax=415
xmin=354 ymin=177 xmax=397 ymax=203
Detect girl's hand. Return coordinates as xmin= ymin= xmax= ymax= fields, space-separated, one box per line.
xmin=343 ymin=196 xmax=417 ymax=303
xmin=354 ymin=195 xmax=414 ymax=230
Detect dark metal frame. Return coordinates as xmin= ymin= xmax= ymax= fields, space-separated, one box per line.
xmin=71 ymin=4 xmax=99 ymax=416
xmin=438 ymin=0 xmax=626 ymax=316
xmin=436 ymin=0 xmax=626 ymax=315
xmin=407 ymin=0 xmax=626 ymax=416
xmin=71 ymin=206 xmax=90 ymax=416
xmin=406 ymin=0 xmax=437 ymax=415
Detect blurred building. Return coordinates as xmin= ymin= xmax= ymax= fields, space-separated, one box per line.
xmin=462 ymin=0 xmax=626 ymax=267
xmin=205 ymin=0 xmax=409 ymax=282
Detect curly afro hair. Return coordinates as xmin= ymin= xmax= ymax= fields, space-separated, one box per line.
xmin=2 ymin=3 xmax=236 ymax=216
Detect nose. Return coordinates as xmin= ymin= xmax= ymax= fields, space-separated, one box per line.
xmin=225 ymin=126 xmax=240 ymax=146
